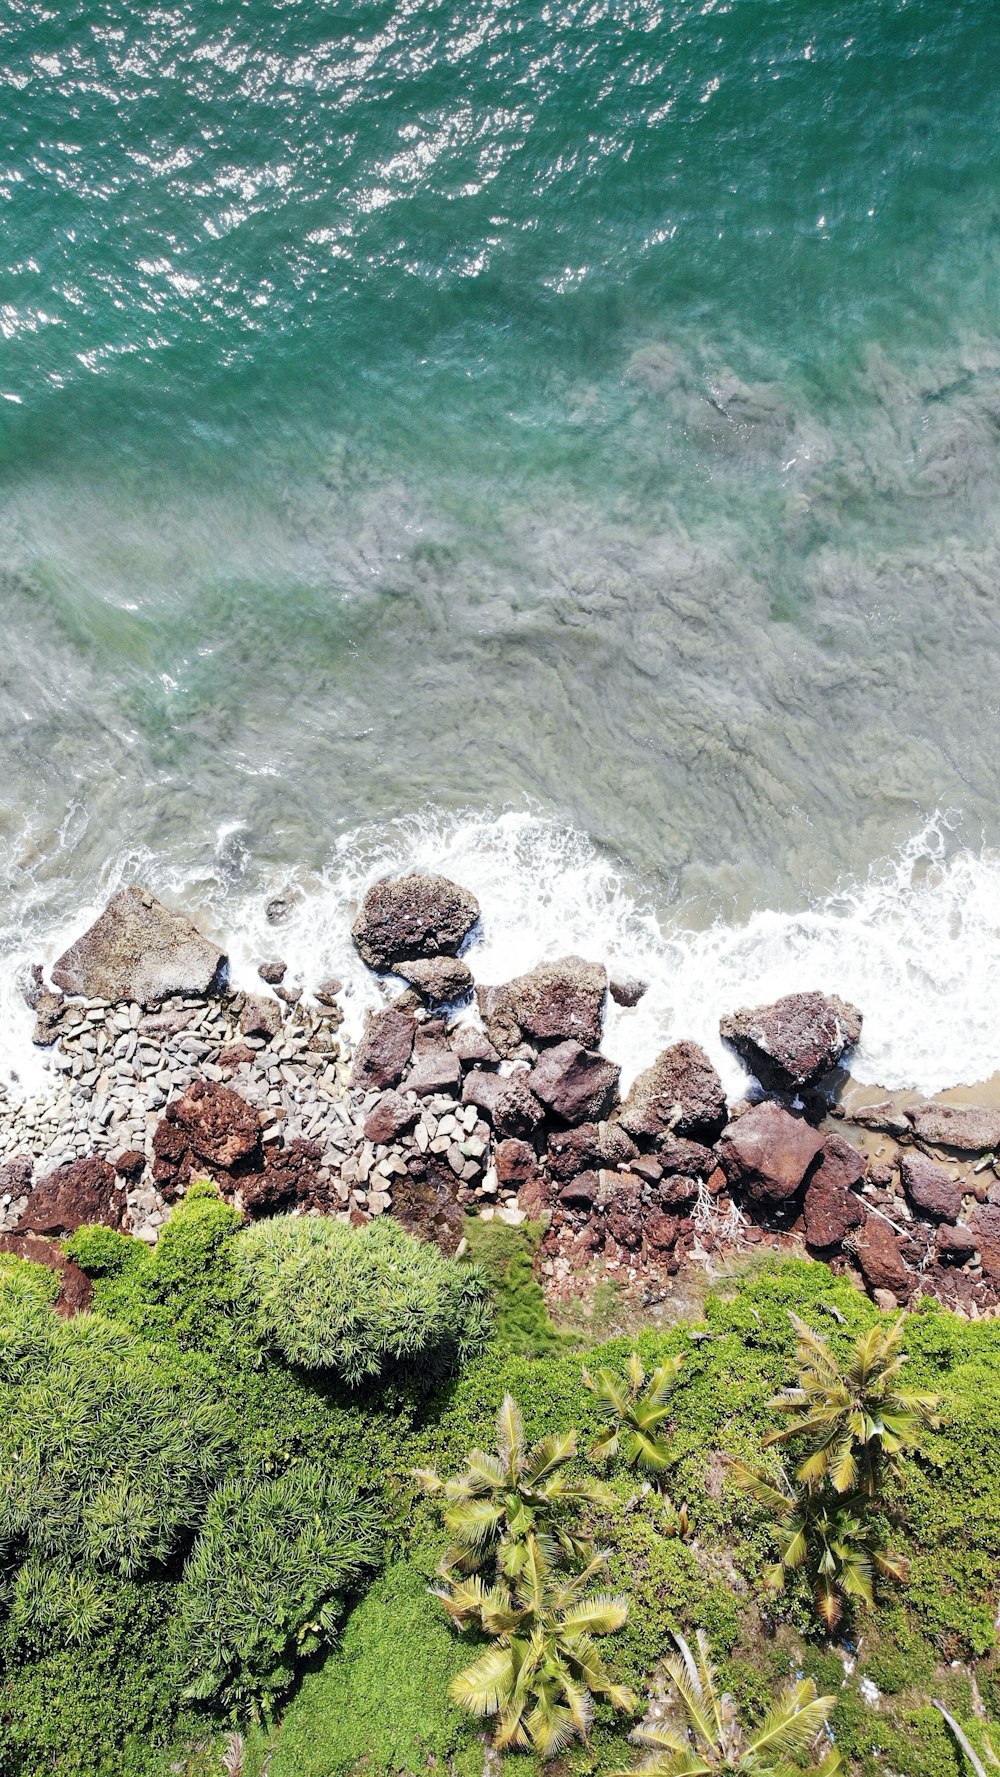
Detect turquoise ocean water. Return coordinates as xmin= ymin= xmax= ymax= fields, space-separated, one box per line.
xmin=2 ymin=1 xmax=1000 ymax=1090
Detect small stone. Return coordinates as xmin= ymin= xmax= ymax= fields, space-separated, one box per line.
xmin=258 ymin=961 xmax=287 ymax=984
xmin=609 ymin=974 xmax=647 ymax=1007
xmin=313 ymin=978 xmax=343 ymax=1006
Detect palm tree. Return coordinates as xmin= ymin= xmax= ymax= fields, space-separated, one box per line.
xmin=582 ymin=1349 xmax=686 ymax=1477
xmin=614 ymin=1630 xmax=840 ymax=1777
xmin=415 ymin=1393 xmax=611 ymax=1579
xmin=731 ymin=1463 xmax=907 ymax=1630
xmin=438 ymin=1534 xmax=635 ymax=1757
xmin=763 ymin=1314 xmax=938 ymax=1497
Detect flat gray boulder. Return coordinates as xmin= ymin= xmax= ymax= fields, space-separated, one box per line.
xmin=51 ymin=886 xmax=226 ymax=1006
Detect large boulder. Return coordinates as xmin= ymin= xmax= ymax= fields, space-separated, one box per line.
xmin=492 ymin=1074 xmax=546 ymax=1141
xmin=528 ymin=1041 xmax=620 ymax=1126
xmin=238 ymin=1139 xmax=324 ymax=1217
xmin=719 ymin=991 xmax=862 ymax=1093
xmin=18 ymin=1157 xmax=123 ymax=1236
xmin=716 ymin=1101 xmax=825 ymax=1207
xmin=656 ymin=1132 xmax=715 ymax=1177
xmin=393 ymin=957 xmax=474 ymax=1005
xmin=906 ymin=1103 xmax=1000 ymax=1154
xmin=477 ymin=957 xmax=607 ymax=1057
xmin=351 ymin=874 xmax=479 ymax=971
xmin=153 ymin=1079 xmax=262 ymax=1194
xmin=547 ymin=1121 xmax=637 ymax=1181
xmin=853 ymin=1217 xmax=911 ymax=1302
xmin=899 ymin=1153 xmax=963 ymax=1223
xmin=350 ymin=1008 xmax=416 ymax=1092
xmin=802 ymin=1134 xmax=867 ymax=1248
xmin=51 ymin=885 xmax=226 ymax=1006
xmin=618 ymin=1041 xmax=727 ymax=1144
xmin=967 ymin=1204 xmax=1000 ymax=1281
xmin=406 ymin=1047 xmax=463 ymax=1097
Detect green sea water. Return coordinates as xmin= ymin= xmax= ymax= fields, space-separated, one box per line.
xmin=2 ymin=0 xmax=1000 ymax=1063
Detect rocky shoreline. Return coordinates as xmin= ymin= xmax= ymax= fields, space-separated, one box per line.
xmin=2 ymin=872 xmax=999 ymax=1320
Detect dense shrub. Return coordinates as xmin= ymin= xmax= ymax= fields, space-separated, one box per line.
xmin=233 ymin=1214 xmax=492 ymax=1384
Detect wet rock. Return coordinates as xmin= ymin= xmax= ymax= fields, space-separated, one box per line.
xmin=265 ymin=888 xmax=300 ymax=924
xmin=313 ymin=978 xmax=343 ymax=1006
xmin=349 ymin=1008 xmax=416 ymax=1092
xmin=853 ymin=1217 xmax=911 ymax=1302
xmin=477 ymin=957 xmax=607 ymax=1057
xmin=716 ymin=1101 xmax=824 ymax=1206
xmin=618 ymin=1041 xmax=727 ymax=1144
xmin=899 ymin=1152 xmax=963 ymax=1222
xmin=406 ymin=1048 xmax=463 ymax=1097
xmin=275 ymin=983 xmax=302 ymax=1006
xmin=364 ymin=1091 xmax=421 ymax=1146
xmin=937 ymin=1222 xmax=978 ymax=1264
xmin=19 ymin=1157 xmax=122 ymax=1236
xmin=492 ymin=1074 xmax=545 ymax=1141
xmin=967 ymin=1203 xmax=1000 ymax=1281
xmin=17 ymin=962 xmax=44 ymax=1010
xmin=352 ymin=873 xmax=480 ymax=971
xmin=528 ymin=1041 xmax=620 ymax=1125
xmin=609 ymin=974 xmax=647 ymax=1008
xmin=51 ymin=885 xmax=227 ymax=1006
xmin=258 ymin=960 xmax=286 ymax=985
xmin=719 ymin=991 xmax=862 ymax=1093
xmin=32 ymin=991 xmax=65 ymax=1045
xmin=0 ymin=1155 xmax=33 ymax=1198
xmin=0 ymin=1232 xmax=93 ymax=1315
xmin=115 ymin=1149 xmax=146 ymax=1181
xmin=240 ymin=994 xmax=282 ymax=1040
xmin=906 ymin=1103 xmax=1000 ymax=1154
xmin=494 ymin=1139 xmax=539 ymax=1188
xmin=450 ymin=1025 xmax=500 ymax=1068
xmin=394 ymin=1156 xmax=464 ymax=1254
xmin=394 ymin=956 xmax=474 ymax=1005
xmin=846 ymin=1100 xmax=912 ymax=1137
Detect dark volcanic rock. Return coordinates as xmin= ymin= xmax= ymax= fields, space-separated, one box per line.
xmin=239 ymin=1139 xmax=323 ymax=1216
xmin=716 ymin=1101 xmax=825 ymax=1206
xmin=803 ymin=1173 xmax=867 ymax=1248
xmin=853 ymin=1217 xmax=911 ymax=1302
xmin=609 ymin=975 xmax=647 ymax=1008
xmin=114 ymin=1149 xmax=146 ymax=1181
xmin=393 ymin=956 xmax=474 ymax=1005
xmin=240 ymin=994 xmax=282 ymax=1040
xmin=658 ymin=1172 xmax=699 ymax=1208
xmin=604 ymin=1174 xmax=644 ymax=1248
xmin=0 ymin=1232 xmax=93 ymax=1315
xmin=528 ymin=1041 xmax=620 ymax=1125
xmin=645 ymin=1211 xmax=680 ymax=1255
xmin=899 ymin=1152 xmax=963 ymax=1223
xmin=258 ymin=960 xmax=287 ymax=985
xmin=32 ymin=991 xmax=65 ymax=1046
xmin=719 ymin=990 xmax=862 ymax=1093
xmin=364 ymin=1091 xmax=421 ymax=1146
xmin=811 ymin=1132 xmax=867 ymax=1195
xmin=494 ymin=1139 xmax=539 ymax=1187
xmin=492 ymin=1074 xmax=545 ymax=1140
xmin=350 ymin=1008 xmax=416 ymax=1092
xmin=906 ymin=1103 xmax=1000 ymax=1154
xmin=406 ymin=1047 xmax=463 ymax=1097
xmin=477 ymin=957 xmax=607 ymax=1058
xmin=937 ymin=1222 xmax=978 ymax=1263
xmin=656 ymin=1132 xmax=715 ymax=1177
xmin=547 ymin=1121 xmax=637 ymax=1181
xmin=51 ymin=885 xmax=226 ymax=1006
xmin=394 ymin=1158 xmax=464 ymax=1253
xmin=618 ymin=1041 xmax=727 ymax=1144
xmin=19 ymin=1157 xmax=122 ymax=1236
xmin=0 ymin=1155 xmax=33 ymax=1198
xmin=352 ymin=873 xmax=480 ymax=971
xmin=967 ymin=1204 xmax=1000 ymax=1281
xmin=450 ymin=1025 xmax=500 ymax=1067
xmin=153 ymin=1079 xmax=262 ymax=1194
xmin=559 ymin=1170 xmax=600 ymax=1208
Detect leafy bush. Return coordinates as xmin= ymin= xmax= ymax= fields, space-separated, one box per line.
xmin=172 ymin=1464 xmax=378 ymax=1715
xmin=233 ymin=1214 xmax=492 ymax=1384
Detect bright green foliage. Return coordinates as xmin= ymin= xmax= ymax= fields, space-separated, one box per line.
xmin=417 ymin=1392 xmax=611 ymax=1579
xmin=616 ymin=1630 xmax=838 ymax=1777
xmin=730 ymin=1464 xmax=905 ymax=1630
xmin=462 ymin=1216 xmax=578 ymax=1356
xmin=582 ymin=1347 xmax=686 ymax=1475
xmin=439 ymin=1535 xmax=635 ymax=1758
xmin=0 ymin=1254 xmax=60 ymax=1308
xmin=172 ymin=1464 xmax=378 ymax=1716
xmin=233 ymin=1214 xmax=492 ymax=1384
xmin=763 ymin=1313 xmax=938 ymax=1496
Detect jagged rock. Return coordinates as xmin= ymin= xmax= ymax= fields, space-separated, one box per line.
xmin=844 ymin=1100 xmax=912 ymax=1137
xmin=492 ymin=1074 xmax=545 ymax=1141
xmin=716 ymin=1101 xmax=824 ymax=1206
xmin=350 ymin=1008 xmax=416 ymax=1092
xmin=393 ymin=957 xmax=474 ymax=1005
xmin=658 ymin=1173 xmax=699 ymax=1208
xmin=547 ymin=1121 xmax=637 ymax=1181
xmin=645 ymin=1211 xmax=680 ymax=1255
xmin=967 ymin=1204 xmax=1000 ymax=1281
xmin=528 ymin=1041 xmax=620 ymax=1125
xmin=477 ymin=957 xmax=607 ymax=1058
xmin=494 ymin=1139 xmax=539 ymax=1187
xmin=462 ymin=1069 xmax=505 ymax=1118
xmin=406 ymin=1048 xmax=463 ymax=1097
xmin=114 ymin=1149 xmax=145 ymax=1181
xmin=258 ymin=960 xmax=286 ymax=984
xmin=618 ymin=1041 xmax=727 ymax=1144
xmin=906 ymin=1103 xmax=1000 ymax=1153
xmin=32 ymin=991 xmax=65 ymax=1045
xmin=604 ymin=1174 xmax=644 ymax=1248
xmin=0 ymin=1155 xmax=33 ymax=1198
xmin=609 ymin=975 xmax=647 ymax=1008
xmin=51 ymin=885 xmax=226 ymax=1006
xmin=631 ymin=1155 xmax=663 ymax=1184
xmin=364 ymin=1091 xmax=421 ymax=1146
xmin=394 ymin=1157 xmax=464 ymax=1253
xmin=17 ymin=963 xmax=44 ymax=1009
xmin=937 ymin=1222 xmax=978 ymax=1263
xmin=240 ymin=994 xmax=282 ymax=1040
xmin=238 ymin=1140 xmax=323 ymax=1217
xmin=0 ymin=1232 xmax=93 ymax=1315
xmin=152 ymin=1079 xmax=262 ymax=1195
xmin=313 ymin=977 xmax=343 ymax=1006
xmin=719 ymin=990 xmax=862 ymax=1092
xmin=656 ymin=1133 xmax=715 ymax=1176
xmin=275 ymin=982 xmax=302 ymax=1005
xmin=450 ymin=1025 xmax=500 ymax=1067
xmin=802 ymin=1134 xmax=868 ymax=1247
xmin=853 ymin=1217 xmax=911 ymax=1302
xmin=899 ymin=1152 xmax=963 ymax=1222
xmin=265 ymin=888 xmax=301 ymax=924
xmin=219 ymin=1043 xmax=258 ymax=1070
xmin=352 ymin=874 xmax=480 ymax=970
xmin=18 ymin=1157 xmax=122 ymax=1236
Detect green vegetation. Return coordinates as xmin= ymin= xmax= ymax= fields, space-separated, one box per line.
xmin=582 ymin=1348 xmax=686 ymax=1475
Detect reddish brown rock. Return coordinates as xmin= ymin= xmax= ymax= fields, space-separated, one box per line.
xmin=494 ymin=1139 xmax=539 ymax=1187
xmin=476 ymin=956 xmax=607 ymax=1057
xmin=899 ymin=1152 xmax=963 ymax=1222
xmin=853 ymin=1216 xmax=911 ymax=1302
xmin=813 ymin=1132 xmax=867 ymax=1194
xmin=170 ymin=1079 xmax=261 ymax=1170
xmin=719 ymin=990 xmax=862 ymax=1093
xmin=238 ymin=1140 xmax=324 ymax=1216
xmin=114 ymin=1149 xmax=146 ymax=1181
xmin=604 ymin=1174 xmax=644 ymax=1249
xmin=517 ymin=1174 xmax=553 ymax=1217
xmin=393 ymin=956 xmax=474 ymax=1004
xmin=18 ymin=1157 xmax=123 ymax=1236
xmin=658 ymin=1172 xmax=699 ymax=1208
xmin=406 ymin=1047 xmax=462 ymax=1096
xmin=394 ymin=1156 xmax=464 ymax=1253
xmin=352 ymin=873 xmax=480 ymax=971
xmin=803 ymin=1174 xmax=866 ymax=1249
xmin=846 ymin=1100 xmax=912 ymax=1137
xmin=492 ymin=1074 xmax=545 ymax=1140
xmin=450 ymin=1025 xmax=500 ymax=1067
xmin=968 ymin=1203 xmax=1000 ymax=1281
xmin=364 ymin=1091 xmax=421 ymax=1146
xmin=0 ymin=1155 xmax=33 ymax=1199
xmin=906 ymin=1103 xmax=1000 ymax=1153
xmin=644 ymin=1211 xmax=680 ymax=1255
xmin=546 ymin=1120 xmax=637 ymax=1181
xmin=618 ymin=1041 xmax=727 ymax=1144
xmin=240 ymin=994 xmax=282 ymax=1039
xmin=937 ymin=1222 xmax=978 ymax=1263
xmin=219 ymin=1042 xmax=258 ymax=1071
xmin=349 ymin=1007 xmax=416 ymax=1092
xmin=609 ymin=975 xmax=647 ymax=1008
xmin=51 ymin=884 xmax=226 ymax=1005
xmin=715 ymin=1101 xmax=824 ymax=1206
xmin=0 ymin=1232 xmax=93 ymax=1315
xmin=462 ymin=1069 xmax=504 ymax=1118
xmin=656 ymin=1132 xmax=715 ymax=1176
xmin=527 ymin=1041 xmax=620 ymax=1125
xmin=559 ymin=1170 xmax=601 ymax=1208
xmin=258 ymin=960 xmax=287 ymax=984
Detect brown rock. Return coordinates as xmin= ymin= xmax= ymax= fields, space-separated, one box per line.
xmin=604 ymin=1175 xmax=644 ymax=1248
xmin=656 ymin=1132 xmax=715 ymax=1176
xmin=406 ymin=1048 xmax=463 ymax=1097
xmin=32 ymin=990 xmax=65 ymax=1045
xmin=364 ymin=1091 xmax=421 ymax=1146
xmin=0 ymin=1155 xmax=33 ymax=1198
xmin=313 ymin=977 xmax=343 ymax=1006
xmin=462 ymin=1068 xmax=504 ymax=1118
xmin=853 ymin=1217 xmax=911 ymax=1301
xmin=450 ymin=1025 xmax=500 ymax=1067
xmin=846 ymin=1100 xmax=912 ymax=1137
xmin=609 ymin=975 xmax=647 ymax=1008
xmin=0 ymin=1232 xmax=93 ymax=1315
xmin=719 ymin=990 xmax=862 ymax=1093
xmin=349 ymin=1008 xmax=416 ymax=1092
xmin=937 ymin=1222 xmax=978 ymax=1263
xmin=517 ymin=1174 xmax=552 ymax=1217
xmin=393 ymin=956 xmax=474 ymax=1005
xmin=528 ymin=1041 xmax=620 ymax=1125
xmin=559 ymin=1170 xmax=601 ymax=1208
xmin=115 ymin=1149 xmax=146 ymax=1181
xmin=240 ymin=994 xmax=282 ymax=1040
xmin=658 ymin=1172 xmax=699 ymax=1208
xmin=18 ymin=1157 xmax=122 ymax=1236
xmin=219 ymin=1043 xmax=258 ymax=1070
xmin=967 ymin=1203 xmax=1000 ymax=1280
xmin=51 ymin=885 xmax=226 ymax=1005
xmin=476 ymin=956 xmax=607 ymax=1057
xmin=494 ymin=1140 xmax=539 ymax=1187
xmin=644 ymin=1211 xmax=680 ymax=1255
xmin=394 ymin=1157 xmax=464 ymax=1253
xmin=803 ymin=1172 xmax=866 ymax=1248
xmin=619 ymin=1041 xmax=727 ymax=1144
xmin=716 ymin=1101 xmax=825 ymax=1206
xmin=352 ymin=873 xmax=480 ymax=971
xmin=258 ymin=960 xmax=286 ymax=985
xmin=899 ymin=1152 xmax=963 ymax=1222
xmin=492 ymin=1074 xmax=545 ymax=1140
xmin=906 ymin=1103 xmax=1000 ymax=1154
xmin=238 ymin=1139 xmax=323 ymax=1216
xmin=170 ymin=1078 xmax=261 ymax=1171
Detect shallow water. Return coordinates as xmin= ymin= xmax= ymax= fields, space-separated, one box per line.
xmin=2 ymin=1 xmax=1000 ymax=1091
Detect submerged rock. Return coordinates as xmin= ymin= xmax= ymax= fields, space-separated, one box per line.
xmin=618 ymin=1040 xmax=727 ymax=1144
xmin=476 ymin=957 xmax=607 ymax=1057
xmin=609 ymin=974 xmax=647 ymax=1008
xmin=719 ymin=990 xmax=862 ymax=1093
xmin=352 ymin=873 xmax=480 ymax=971
xmin=716 ymin=1101 xmax=824 ymax=1206
xmin=51 ymin=885 xmax=226 ymax=1006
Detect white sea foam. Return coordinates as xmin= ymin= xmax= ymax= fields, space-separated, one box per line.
xmin=3 ymin=809 xmax=999 ymax=1104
